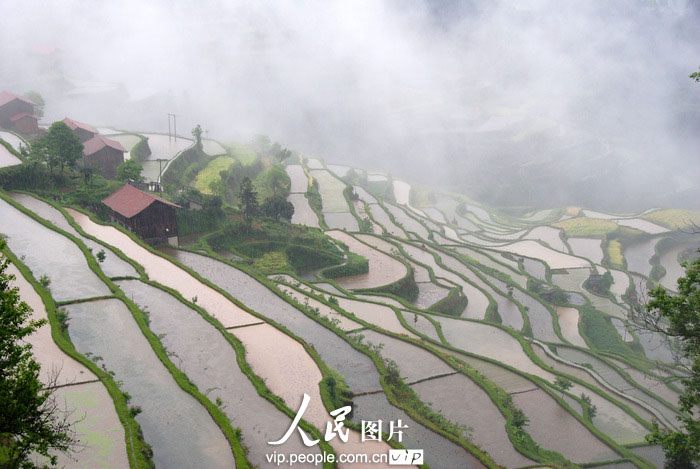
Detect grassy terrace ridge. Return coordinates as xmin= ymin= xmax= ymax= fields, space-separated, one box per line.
xmin=275 ymin=276 xmax=649 ymax=467
xmin=0 ymin=192 xmax=253 ymax=467
xmin=51 ymin=203 xmax=339 ymax=468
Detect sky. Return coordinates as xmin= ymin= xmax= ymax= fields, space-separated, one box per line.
xmin=1 ymin=0 xmax=698 ymax=210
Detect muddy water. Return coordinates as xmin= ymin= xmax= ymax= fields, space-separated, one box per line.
xmin=0 ymin=143 xmax=21 ymax=167
xmin=116 ymin=279 xmax=322 ymax=467
xmin=400 ymin=243 xmax=490 ymax=319
xmin=65 ymin=299 xmax=234 ymax=468
xmin=556 ymin=307 xmax=587 ymax=347
xmin=568 ymin=237 xmax=604 ymax=264
xmin=67 ymin=208 xmax=258 ymax=328
xmin=415 ymin=281 xmax=451 ymax=309
xmin=493 ymin=240 xmax=590 ymax=270
xmin=10 ymin=193 xmax=138 ymax=278
xmin=436 ymin=316 xmax=555 ymax=382
xmin=276 ymin=284 xmax=362 ymax=330
xmin=309 ymin=169 xmax=350 ymax=213
xmin=659 ymin=241 xmax=700 ymax=291
xmin=324 ymin=212 xmax=359 ymax=231
xmin=288 ymin=193 xmax=320 ymax=228
xmin=400 ymin=311 xmax=441 ymax=342
xmin=624 ymin=237 xmax=659 ymax=277
xmin=50 ymin=382 xmax=129 ymax=468
xmin=8 ymin=264 xmax=92 ymax=386
xmin=513 ymin=388 xmax=620 ymax=462
xmin=8 ymin=265 xmax=128 ymax=468
xmin=0 ymin=199 xmax=110 ymax=301
xmin=286 ymin=165 xmax=309 ymax=193
xmin=170 ymin=250 xmax=476 ymax=469
xmin=525 ymin=226 xmax=569 ymax=252
xmin=368 ymin=203 xmax=407 ymax=236
xmin=356 ymin=331 xmax=533 ymax=468
xmin=521 ymin=257 xmax=547 ymax=281
xmin=615 ymin=218 xmax=668 ymax=234
xmin=327 ymin=231 xmax=407 ymax=289
xmin=384 ymin=204 xmax=429 ymax=238
xmin=336 ymin=297 xmax=417 ymax=338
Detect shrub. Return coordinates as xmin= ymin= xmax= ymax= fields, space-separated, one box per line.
xmin=322 ymin=252 xmax=369 ymax=278
xmin=430 ymin=286 xmax=468 ymax=316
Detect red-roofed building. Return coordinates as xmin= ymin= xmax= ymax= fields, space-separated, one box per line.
xmin=83 ymin=135 xmax=125 ymax=179
xmin=102 ymin=183 xmax=180 ymax=244
xmin=62 ymin=117 xmax=98 ymax=142
xmin=0 ymin=91 xmax=38 ymax=135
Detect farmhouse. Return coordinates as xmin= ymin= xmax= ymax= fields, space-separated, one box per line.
xmin=62 ymin=117 xmax=98 ymax=142
xmin=102 ymin=183 xmax=180 ymax=245
xmin=83 ymin=135 xmax=125 ymax=179
xmin=0 ymin=91 xmax=39 ymax=135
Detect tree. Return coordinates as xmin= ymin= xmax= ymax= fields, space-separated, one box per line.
xmin=640 ymin=257 xmax=700 ymax=467
xmin=239 ymin=176 xmax=259 ymax=224
xmin=0 ymin=241 xmax=76 ymax=466
xmin=24 ymin=91 xmax=45 ymax=120
xmin=116 ymin=159 xmax=144 ymax=183
xmin=191 ymin=124 xmax=203 ymax=150
xmin=261 ymin=195 xmax=294 ymax=221
xmin=43 ymin=122 xmax=83 ymax=173
xmin=691 ymin=67 xmax=700 ymax=82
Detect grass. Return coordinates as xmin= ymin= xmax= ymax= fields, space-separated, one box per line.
xmin=226 ymin=142 xmax=257 ymax=165
xmin=252 ymin=251 xmax=290 ymax=273
xmin=643 ymin=208 xmax=700 ymax=230
xmin=554 ymin=217 xmax=619 ymax=237
xmin=606 ymin=239 xmax=624 ymax=268
xmin=578 ymin=305 xmax=641 ymax=358
xmin=194 ymin=156 xmax=236 ymax=194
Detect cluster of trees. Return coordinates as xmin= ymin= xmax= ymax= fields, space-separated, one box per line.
xmin=27 ymin=122 xmax=82 ymax=175
xmin=239 ymin=176 xmax=294 ymax=224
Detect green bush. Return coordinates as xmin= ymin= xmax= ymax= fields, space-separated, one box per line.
xmin=322 ymin=252 xmax=369 ymax=278
xmin=579 ymin=305 xmax=641 ymax=357
xmin=130 ymin=136 xmax=151 ymax=162
xmin=430 ymin=286 xmax=468 ymax=316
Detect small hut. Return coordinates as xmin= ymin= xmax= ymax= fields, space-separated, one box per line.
xmin=102 ymin=183 xmax=180 ymax=245
xmin=83 ymin=135 xmax=125 ymax=179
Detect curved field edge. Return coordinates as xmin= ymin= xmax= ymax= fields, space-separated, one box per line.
xmin=0 ymin=191 xmax=251 ymax=468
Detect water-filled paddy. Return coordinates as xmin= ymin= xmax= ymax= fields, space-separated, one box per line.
xmin=367 ymin=203 xmax=405 ymax=236
xmin=309 ymin=169 xmax=351 ymax=213
xmin=568 ymin=237 xmax=604 ymax=264
xmin=327 ymin=231 xmax=407 ymax=289
xmin=384 ymin=204 xmax=430 ymax=238
xmin=116 ymin=280 xmax=317 ymax=466
xmin=556 ymin=306 xmax=587 ymax=347
xmin=525 ymin=226 xmax=568 ymax=252
xmin=624 ymin=237 xmax=659 ymax=277
xmin=286 ymin=164 xmax=309 ymax=193
xmin=65 ymin=299 xmax=235 ymax=468
xmin=415 ymin=281 xmax=451 ymax=309
xmin=11 ymin=193 xmax=138 ymax=278
xmin=493 ymin=240 xmax=590 ymax=269
xmin=288 ymin=193 xmax=320 ymax=227
xmin=615 ymin=218 xmax=668 ymax=234
xmin=9 ymin=264 xmax=92 ymax=386
xmin=0 ymin=199 xmax=110 ymax=302
xmin=324 ymin=211 xmax=359 ymax=231
xmin=336 ymin=297 xmax=417 ymax=337
xmin=68 ymin=209 xmax=258 ymax=328
xmin=170 ymin=250 xmax=471 ymax=467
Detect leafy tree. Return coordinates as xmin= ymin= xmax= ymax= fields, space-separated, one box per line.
xmin=24 ymin=91 xmax=45 ymax=119
xmin=239 ymin=176 xmax=259 ymax=224
xmin=554 ymin=376 xmax=573 ymax=391
xmin=258 ymin=165 xmax=290 ymax=198
xmin=640 ymin=257 xmax=700 ymax=467
xmin=691 ymin=67 xmax=700 ymax=82
xmin=116 ymin=159 xmax=144 ymax=183
xmin=261 ymin=195 xmax=294 ymax=221
xmin=191 ymin=124 xmax=203 ymax=150
xmin=0 ymin=241 xmax=76 ymax=466
xmin=42 ymin=122 xmax=83 ymax=174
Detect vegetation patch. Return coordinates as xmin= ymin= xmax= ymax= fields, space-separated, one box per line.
xmin=429 ymin=286 xmax=468 ymax=316
xmin=321 ymin=252 xmax=369 ymax=279
xmin=606 ymin=239 xmax=625 ymax=268
xmin=193 ymin=156 xmax=236 ymax=194
xmin=579 ymin=305 xmax=642 ymax=358
xmin=643 ymin=208 xmax=700 ymax=230
xmin=554 ymin=217 xmax=619 ymax=237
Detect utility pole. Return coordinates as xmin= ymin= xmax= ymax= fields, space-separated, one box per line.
xmin=156 ymin=158 xmax=169 ymax=188
xmin=167 ymin=113 xmax=177 ymax=141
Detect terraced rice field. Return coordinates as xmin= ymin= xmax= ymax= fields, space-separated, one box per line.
xmin=288 ymin=193 xmax=320 ymax=227
xmin=0 ymin=129 xmax=27 ymax=151
xmin=568 ymin=237 xmax=604 ymax=264
xmin=66 ymin=299 xmax=235 ymax=468
xmin=194 ymin=156 xmax=236 ymax=193
xmin=139 ymin=133 xmax=193 ymax=181
xmin=328 ymin=231 xmax=407 ymax=289
xmin=116 ymin=280 xmax=315 ymax=465
xmin=659 ymin=241 xmax=700 ymax=291
xmin=3 ymin=145 xmax=690 ymax=467
xmin=108 ymin=133 xmax=142 ymax=160
xmin=286 ymin=164 xmax=309 ymax=193
xmin=0 ymin=199 xmax=110 ymax=301
xmin=0 ymin=141 xmax=21 ymax=167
